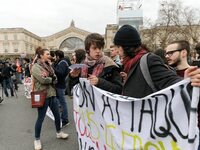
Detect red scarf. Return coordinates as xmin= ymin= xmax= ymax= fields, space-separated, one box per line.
xmin=122 ymin=50 xmax=147 ymax=74
xmin=81 ymin=55 xmax=117 ymax=78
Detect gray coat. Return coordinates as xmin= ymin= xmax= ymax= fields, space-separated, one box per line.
xmin=32 ymin=63 xmax=57 ymax=98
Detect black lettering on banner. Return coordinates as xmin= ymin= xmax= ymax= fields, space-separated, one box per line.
xmin=79 ymin=138 xmax=83 ymax=150
xmin=88 ymin=147 xmax=95 ymax=150
xmin=79 ymin=82 xmax=87 ymax=108
xmin=131 ymin=101 xmax=134 ymax=132
xmin=74 ymin=84 xmax=80 ymax=98
xmin=188 ymin=135 xmax=197 ymax=143
xmin=102 ymin=95 xmax=114 ymax=121
xmin=180 ymin=84 xmax=191 ymax=120
xmin=101 ymin=93 xmax=120 ymax=124
xmin=79 ymin=81 xmax=95 ymax=111
xmin=79 ymin=137 xmax=97 ymax=150
xmin=168 ymin=89 xmax=188 ymax=141
xmin=84 ymin=141 xmax=87 ymax=150
xmin=152 ymin=94 xmax=175 ymax=140
xmin=116 ymin=100 xmax=120 ymax=125
xmin=186 ymin=83 xmax=192 ymax=100
xmin=139 ymin=99 xmax=155 ymax=139
xmin=185 ymin=83 xmax=197 ymax=143
xmin=79 ymin=138 xmax=88 ymax=150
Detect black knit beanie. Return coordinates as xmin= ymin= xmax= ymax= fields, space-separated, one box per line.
xmin=114 ymin=25 xmax=141 ymax=47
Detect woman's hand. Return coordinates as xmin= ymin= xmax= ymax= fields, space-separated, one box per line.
xmin=184 ymin=66 xmax=200 ymax=86
xmin=88 ymin=74 xmax=99 ymax=85
xmin=120 ymin=71 xmax=127 ymax=82
xmin=41 ymin=71 xmax=48 ymax=77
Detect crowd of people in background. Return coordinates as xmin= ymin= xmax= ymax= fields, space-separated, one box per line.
xmin=1 ymin=24 xmax=200 ymax=150
xmin=0 ymin=58 xmax=24 ymax=99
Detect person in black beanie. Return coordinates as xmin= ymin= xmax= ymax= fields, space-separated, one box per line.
xmin=113 ymin=24 xmax=200 ymax=98
xmin=114 ymin=24 xmax=141 ymax=48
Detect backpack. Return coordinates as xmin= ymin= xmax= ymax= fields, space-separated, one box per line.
xmin=140 ymin=53 xmax=157 ymax=92
xmin=58 ymin=60 xmax=69 ymax=66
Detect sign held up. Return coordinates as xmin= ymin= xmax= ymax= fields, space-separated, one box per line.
xmin=73 ymin=78 xmax=199 ymax=150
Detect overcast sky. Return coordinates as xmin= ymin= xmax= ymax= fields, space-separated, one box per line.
xmin=0 ymin=0 xmax=200 ymax=37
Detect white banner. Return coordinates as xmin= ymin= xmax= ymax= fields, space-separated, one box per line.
xmin=73 ymin=78 xmax=199 ymax=150
xmin=23 ymin=77 xmax=32 ymax=99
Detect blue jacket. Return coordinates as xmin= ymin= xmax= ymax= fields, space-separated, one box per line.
xmin=53 ymin=59 xmax=70 ymax=89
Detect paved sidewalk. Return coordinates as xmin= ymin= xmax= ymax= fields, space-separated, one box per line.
xmin=0 ymin=85 xmax=78 ymax=150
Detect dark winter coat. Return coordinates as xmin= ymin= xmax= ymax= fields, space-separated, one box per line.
xmin=123 ymin=54 xmax=182 ymax=98
xmin=53 ymin=59 xmax=70 ymax=89
xmin=69 ymin=65 xmax=122 ymax=94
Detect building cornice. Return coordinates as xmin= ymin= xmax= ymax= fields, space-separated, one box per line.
xmin=41 ymin=26 xmax=91 ymax=41
xmin=0 ymin=28 xmax=41 ymax=40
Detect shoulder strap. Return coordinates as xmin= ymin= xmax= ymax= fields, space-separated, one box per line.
xmin=140 ymin=53 xmax=157 ymax=92
xmin=32 ymin=77 xmax=35 ymax=91
xmin=58 ymin=60 xmax=69 ymax=66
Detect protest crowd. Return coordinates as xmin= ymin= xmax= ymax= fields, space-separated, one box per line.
xmin=1 ymin=24 xmax=200 ymax=150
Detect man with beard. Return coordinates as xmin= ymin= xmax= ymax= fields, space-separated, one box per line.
xmin=165 ymin=40 xmax=200 ymax=149
xmin=165 ymin=40 xmax=191 ymax=77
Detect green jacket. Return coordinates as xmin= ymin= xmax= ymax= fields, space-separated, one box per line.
xmin=32 ymin=63 xmax=57 ymax=98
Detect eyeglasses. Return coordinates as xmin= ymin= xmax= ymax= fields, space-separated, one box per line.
xmin=164 ymin=49 xmax=183 ymax=57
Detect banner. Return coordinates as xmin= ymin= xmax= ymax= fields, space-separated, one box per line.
xmin=24 ymin=77 xmax=32 ymax=99
xmin=73 ymin=78 xmax=199 ymax=150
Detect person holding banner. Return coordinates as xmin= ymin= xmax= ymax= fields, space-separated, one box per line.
xmin=31 ymin=47 xmax=69 ymax=150
xmin=69 ymin=33 xmax=122 ymax=94
xmin=165 ymin=40 xmax=191 ymax=77
xmin=113 ymin=24 xmax=200 ymax=98
xmin=113 ymin=25 xmax=200 ymax=149
xmin=165 ymin=40 xmax=200 ymax=150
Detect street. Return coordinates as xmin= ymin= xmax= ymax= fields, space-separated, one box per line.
xmin=0 ymin=85 xmax=79 ymax=150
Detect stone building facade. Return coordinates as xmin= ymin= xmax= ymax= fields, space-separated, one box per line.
xmin=0 ymin=21 xmax=91 ymax=59
xmin=1 ymin=22 xmax=200 ymax=59
xmin=0 ymin=28 xmax=41 ymax=59
xmin=0 ymin=21 xmax=118 ymax=59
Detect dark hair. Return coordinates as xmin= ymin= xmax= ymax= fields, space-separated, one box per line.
xmin=122 ymin=44 xmax=149 ymax=58
xmin=75 ymin=49 xmax=86 ymax=63
xmin=64 ymin=56 xmax=72 ymax=66
xmin=54 ymin=50 xmax=64 ymax=59
xmin=35 ymin=47 xmax=49 ymax=58
xmin=85 ymin=33 xmax=105 ymax=53
xmin=50 ymin=51 xmax=55 ymax=57
xmin=23 ymin=58 xmax=30 ymax=63
xmin=170 ymin=40 xmax=190 ymax=57
xmin=113 ymin=25 xmax=141 ymax=48
xmin=154 ymin=49 xmax=167 ymax=64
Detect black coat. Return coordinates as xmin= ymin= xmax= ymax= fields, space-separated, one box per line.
xmin=69 ymin=65 xmax=122 ymax=94
xmin=53 ymin=59 xmax=70 ymax=89
xmin=94 ymin=65 xmax=122 ymax=94
xmin=123 ymin=54 xmax=182 ymax=98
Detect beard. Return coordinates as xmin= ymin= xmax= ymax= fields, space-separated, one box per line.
xmin=170 ymin=57 xmax=181 ymax=68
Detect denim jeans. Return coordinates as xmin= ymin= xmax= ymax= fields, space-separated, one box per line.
xmin=56 ymin=88 xmax=69 ymax=123
xmin=2 ymin=78 xmax=14 ymax=97
xmin=16 ymin=73 xmax=22 ymax=84
xmin=35 ymin=96 xmax=61 ymax=139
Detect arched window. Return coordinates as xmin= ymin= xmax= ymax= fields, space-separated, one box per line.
xmin=59 ymin=37 xmax=84 ymax=52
